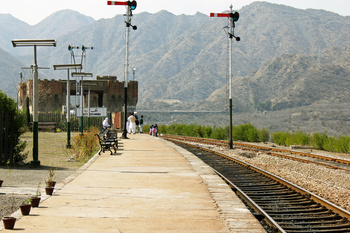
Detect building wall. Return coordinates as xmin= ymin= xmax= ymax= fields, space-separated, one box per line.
xmin=18 ymin=76 xmax=138 ymax=114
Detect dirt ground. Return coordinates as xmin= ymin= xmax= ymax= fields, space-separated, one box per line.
xmin=0 ymin=132 xmax=92 ymax=219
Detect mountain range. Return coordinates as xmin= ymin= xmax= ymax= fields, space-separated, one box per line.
xmin=0 ymin=1 xmax=349 ymax=133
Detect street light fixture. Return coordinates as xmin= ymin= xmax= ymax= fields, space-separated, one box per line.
xmin=12 ymin=39 xmax=56 ymax=166
xmin=71 ymin=72 xmax=93 ymax=135
xmin=53 ymin=64 xmax=83 ymax=148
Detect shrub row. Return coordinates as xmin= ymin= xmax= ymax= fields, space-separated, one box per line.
xmin=147 ymin=123 xmax=270 ymax=143
xmin=151 ymin=123 xmax=350 ymax=154
xmin=272 ymin=131 xmax=350 ymax=154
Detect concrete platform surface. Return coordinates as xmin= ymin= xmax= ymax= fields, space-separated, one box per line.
xmin=3 ymin=134 xmax=266 ymax=233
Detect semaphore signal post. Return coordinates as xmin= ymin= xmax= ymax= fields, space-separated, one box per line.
xmin=210 ymin=5 xmax=240 ymax=149
xmin=107 ymin=0 xmax=137 ymax=139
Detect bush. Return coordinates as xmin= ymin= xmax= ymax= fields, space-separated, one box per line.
xmin=272 ymin=132 xmax=290 ymax=146
xmin=232 ymin=123 xmax=260 ymax=142
xmin=0 ymin=91 xmax=27 ymax=164
xmin=208 ymin=126 xmax=224 ymax=140
xmin=71 ymin=127 xmax=99 ymax=161
xmin=285 ymin=131 xmax=310 ymax=146
xmin=311 ymin=132 xmax=328 ymax=150
xmin=258 ymin=128 xmax=270 ymax=143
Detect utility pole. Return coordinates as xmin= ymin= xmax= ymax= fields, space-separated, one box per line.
xmin=107 ymin=0 xmax=137 ymax=139
xmin=210 ymin=6 xmax=240 ymax=149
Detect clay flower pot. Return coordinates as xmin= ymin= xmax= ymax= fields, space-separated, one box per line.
xmin=20 ymin=204 xmax=32 ymax=215
xmin=2 ymin=217 xmax=16 ymax=229
xmin=30 ymin=196 xmax=41 ymax=208
xmin=45 ymin=186 xmax=54 ymax=195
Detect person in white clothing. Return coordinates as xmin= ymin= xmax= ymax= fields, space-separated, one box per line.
xmin=127 ymin=113 xmax=136 ymax=134
xmin=102 ymin=117 xmax=110 ymax=129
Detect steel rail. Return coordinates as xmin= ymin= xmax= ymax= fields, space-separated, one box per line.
xmin=163 ymin=136 xmax=350 ymax=222
xmin=161 ymin=135 xmax=350 ymax=172
xmin=213 ymin=168 xmax=287 ymax=233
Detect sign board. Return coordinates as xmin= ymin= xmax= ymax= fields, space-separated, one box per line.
xmin=127 ymin=106 xmax=136 ymax=113
xmin=76 ymin=107 xmax=107 ymax=117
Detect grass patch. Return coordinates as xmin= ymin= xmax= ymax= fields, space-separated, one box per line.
xmin=21 ymin=132 xmax=90 ymax=169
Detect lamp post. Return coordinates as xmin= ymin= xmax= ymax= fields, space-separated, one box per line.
xmin=53 ymin=64 xmax=82 ymax=148
xmin=12 ymin=39 xmax=56 ymax=166
xmin=71 ymin=72 xmax=93 ymax=135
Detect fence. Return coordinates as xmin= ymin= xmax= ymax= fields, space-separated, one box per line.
xmin=32 ymin=113 xmax=105 ymax=132
xmin=0 ymin=111 xmax=15 ymax=164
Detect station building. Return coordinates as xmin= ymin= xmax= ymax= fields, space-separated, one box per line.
xmin=17 ymin=75 xmax=138 ymax=129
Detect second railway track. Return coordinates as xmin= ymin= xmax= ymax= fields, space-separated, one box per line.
xmin=162 ymin=135 xmax=350 ymax=172
xmin=162 ymin=135 xmax=350 ymax=233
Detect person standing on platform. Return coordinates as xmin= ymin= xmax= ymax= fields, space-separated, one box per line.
xmin=139 ymin=115 xmax=144 ymax=133
xmin=128 ymin=113 xmax=136 ymax=134
xmin=153 ymin=124 xmax=158 ymax=137
xmin=135 ymin=115 xmax=139 ymax=133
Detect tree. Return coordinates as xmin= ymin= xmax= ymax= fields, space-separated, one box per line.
xmin=0 ymin=91 xmax=27 ymax=164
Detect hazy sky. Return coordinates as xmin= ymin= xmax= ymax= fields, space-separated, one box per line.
xmin=1 ymin=0 xmax=349 ymax=25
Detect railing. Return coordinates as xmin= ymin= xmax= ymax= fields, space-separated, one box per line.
xmin=30 ymin=113 xmax=105 ymax=132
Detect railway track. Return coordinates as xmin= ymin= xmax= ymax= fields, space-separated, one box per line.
xmin=162 ymin=135 xmax=350 ymax=233
xmin=162 ymin=135 xmax=350 ymax=172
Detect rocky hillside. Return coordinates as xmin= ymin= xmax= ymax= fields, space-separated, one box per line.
xmin=0 ymin=2 xmax=349 ymax=113
xmin=203 ymin=46 xmax=350 ymax=112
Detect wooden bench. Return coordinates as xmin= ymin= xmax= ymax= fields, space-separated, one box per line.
xmin=30 ymin=122 xmax=57 ymax=133
xmin=95 ymin=129 xmax=118 ymax=155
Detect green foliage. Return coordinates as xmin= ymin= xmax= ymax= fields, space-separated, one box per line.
xmin=272 ymin=132 xmax=290 ymax=146
xmin=0 ymin=92 xmax=16 ymax=111
xmin=0 ymin=91 xmax=27 ymax=164
xmin=272 ymin=131 xmax=309 ymax=146
xmin=311 ymin=132 xmax=328 ymax=150
xmin=322 ymin=136 xmax=350 ymax=153
xmin=71 ymin=127 xmax=100 ymax=161
xmin=285 ymin=131 xmax=310 ymax=146
xmin=232 ymin=123 xmax=259 ymax=142
xmin=210 ymin=126 xmax=228 ymax=140
xmin=158 ymin=122 xmax=350 ymax=155
xmin=258 ymin=128 xmax=270 ymax=143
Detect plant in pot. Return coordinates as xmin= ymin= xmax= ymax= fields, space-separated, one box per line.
xmin=45 ymin=168 xmax=56 ymax=187
xmin=31 ymin=182 xmax=41 ymax=208
xmin=2 ymin=194 xmax=17 ymax=229
xmin=45 ymin=168 xmax=56 ymax=195
xmin=19 ymin=198 xmax=32 ymax=215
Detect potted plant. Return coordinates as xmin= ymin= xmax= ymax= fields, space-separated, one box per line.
xmin=45 ymin=169 xmax=56 ymax=195
xmin=2 ymin=194 xmax=17 ymax=229
xmin=19 ymin=198 xmax=32 ymax=215
xmin=31 ymin=182 xmax=41 ymax=208
xmin=45 ymin=168 xmax=56 ymax=187
xmin=0 ymin=169 xmax=12 ymax=187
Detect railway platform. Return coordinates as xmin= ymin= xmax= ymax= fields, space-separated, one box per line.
xmin=4 ymin=134 xmax=266 ymax=233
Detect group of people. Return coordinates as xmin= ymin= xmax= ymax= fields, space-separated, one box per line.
xmin=149 ymin=124 xmax=158 ymax=137
xmin=104 ymin=114 xmax=157 ymax=137
xmin=102 ymin=113 xmax=144 ymax=134
xmin=127 ymin=113 xmax=143 ymax=134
